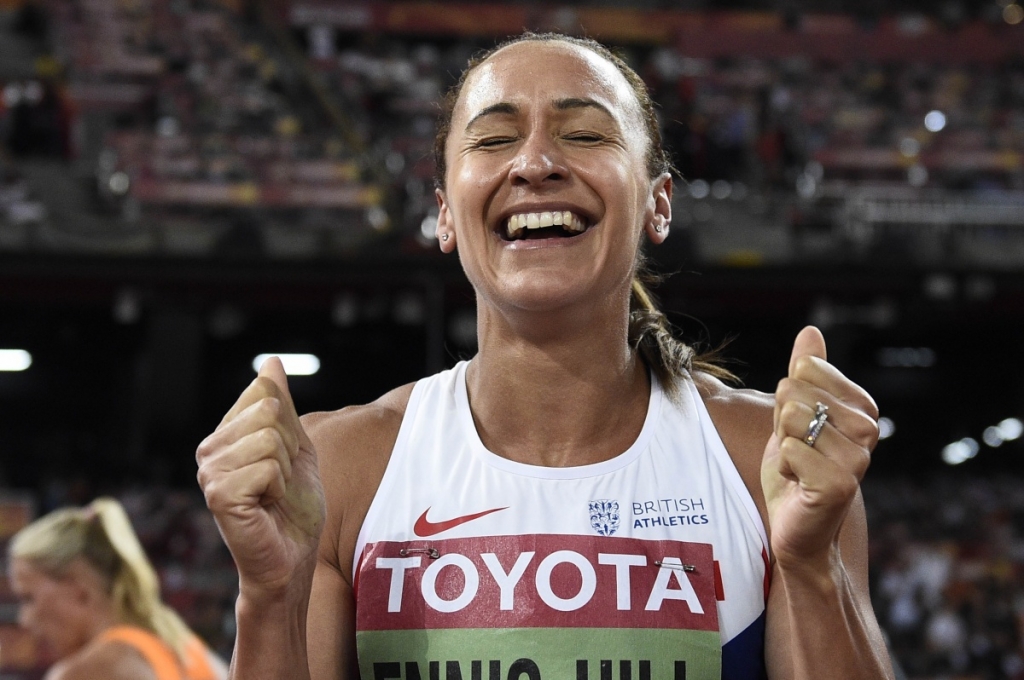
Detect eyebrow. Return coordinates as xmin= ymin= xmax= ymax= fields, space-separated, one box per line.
xmin=464 ymin=97 xmax=615 ymax=131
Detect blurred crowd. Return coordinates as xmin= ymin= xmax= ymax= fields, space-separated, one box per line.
xmin=3 ymin=1 xmax=1022 ymax=242
xmin=867 ymin=475 xmax=1024 ymax=680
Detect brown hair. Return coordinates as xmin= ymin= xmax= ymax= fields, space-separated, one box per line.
xmin=433 ymin=32 xmax=735 ymax=389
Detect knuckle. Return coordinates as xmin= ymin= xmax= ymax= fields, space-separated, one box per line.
xmin=793 ymin=355 xmax=816 ymax=377
xmin=257 ymin=396 xmax=282 ymax=420
xmin=836 ymin=474 xmax=860 ymax=500
xmin=778 ymin=435 xmax=802 ymax=457
xmin=779 ymin=400 xmax=805 ymax=428
xmin=775 ymin=378 xmax=791 ymax=398
xmin=857 ymin=418 xmax=880 ymax=446
xmin=201 ymin=477 xmax=224 ymax=510
xmin=195 ymin=435 xmax=216 ymax=462
xmin=255 ymin=426 xmax=284 ymax=451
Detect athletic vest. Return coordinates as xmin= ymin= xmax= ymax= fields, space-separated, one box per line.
xmin=97 ymin=626 xmax=218 ymax=680
xmin=354 ymin=362 xmax=770 ymax=680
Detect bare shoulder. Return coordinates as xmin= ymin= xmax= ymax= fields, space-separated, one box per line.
xmin=45 ymin=640 xmax=157 ymax=680
xmin=300 ymin=382 xmax=416 ymax=584
xmin=302 ymin=382 xmax=414 ymax=441
xmin=690 ymin=372 xmax=775 ymax=518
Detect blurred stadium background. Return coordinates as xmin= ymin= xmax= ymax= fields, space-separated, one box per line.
xmin=0 ymin=0 xmax=1023 ymax=677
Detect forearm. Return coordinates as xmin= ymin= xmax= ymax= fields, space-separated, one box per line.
xmin=230 ymin=575 xmax=314 ymax=680
xmin=767 ymin=555 xmax=894 ymax=680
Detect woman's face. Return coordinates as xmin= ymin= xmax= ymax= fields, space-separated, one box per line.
xmin=437 ymin=40 xmax=671 ymax=317
xmin=8 ymin=558 xmax=92 ymax=659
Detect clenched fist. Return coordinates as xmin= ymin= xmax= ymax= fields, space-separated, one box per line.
xmin=196 ymin=357 xmax=326 ymax=598
xmin=761 ymin=326 xmax=880 ymax=572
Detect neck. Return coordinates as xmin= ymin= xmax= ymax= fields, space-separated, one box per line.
xmin=467 ymin=297 xmax=650 ymax=467
xmin=86 ymin=605 xmax=122 ymax=640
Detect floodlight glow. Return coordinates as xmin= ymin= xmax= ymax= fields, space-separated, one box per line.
xmin=688 ymin=179 xmax=710 ymax=199
xmin=420 ymin=213 xmax=438 ymax=240
xmin=983 ymin=426 xmax=1004 ymax=448
xmin=924 ymin=110 xmax=946 ymax=133
xmin=1005 ymin=3 xmax=1024 ymax=25
xmin=877 ymin=417 xmax=895 ymax=440
xmin=942 ymin=443 xmax=967 ymax=465
xmin=998 ymin=417 xmax=1023 ymax=441
xmin=899 ymin=137 xmax=920 ymax=157
xmin=942 ymin=438 xmax=979 ymax=466
xmin=0 ymin=349 xmax=32 ymax=371
xmin=252 ymin=354 xmax=321 ymax=376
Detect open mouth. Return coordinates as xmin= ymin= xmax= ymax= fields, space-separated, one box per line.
xmin=502 ymin=210 xmax=590 ymax=241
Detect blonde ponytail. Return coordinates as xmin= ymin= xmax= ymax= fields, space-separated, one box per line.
xmin=9 ymin=497 xmax=195 ymax=662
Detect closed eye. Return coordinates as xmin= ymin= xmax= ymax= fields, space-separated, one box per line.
xmin=475 ymin=137 xmax=516 ymax=148
xmin=565 ymin=132 xmax=604 ymax=143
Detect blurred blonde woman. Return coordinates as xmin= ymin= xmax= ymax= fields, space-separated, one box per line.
xmin=7 ymin=497 xmax=229 ymax=680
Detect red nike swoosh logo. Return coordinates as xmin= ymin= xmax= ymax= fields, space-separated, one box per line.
xmin=413 ymin=506 xmax=508 ymax=537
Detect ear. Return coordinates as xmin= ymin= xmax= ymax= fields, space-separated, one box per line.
xmin=644 ymin=173 xmax=672 ymax=245
xmin=434 ymin=189 xmax=457 ymax=253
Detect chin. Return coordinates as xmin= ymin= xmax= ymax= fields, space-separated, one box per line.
xmin=500 ymin=280 xmax=587 ymax=313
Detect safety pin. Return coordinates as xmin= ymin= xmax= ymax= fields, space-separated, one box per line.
xmin=654 ymin=560 xmax=696 ymax=572
xmin=400 ymin=547 xmax=440 ymax=559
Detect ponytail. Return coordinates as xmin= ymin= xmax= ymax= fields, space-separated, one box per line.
xmin=9 ymin=497 xmax=194 ymax=662
xmin=90 ymin=498 xmax=194 ymax=659
xmin=628 ymin=258 xmax=736 ymax=395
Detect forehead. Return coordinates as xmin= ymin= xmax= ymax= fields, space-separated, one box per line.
xmin=455 ymin=40 xmax=643 ymax=128
xmin=10 ymin=558 xmax=49 ymax=591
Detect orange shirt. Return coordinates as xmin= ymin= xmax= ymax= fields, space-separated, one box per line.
xmin=97 ymin=626 xmax=218 ymax=680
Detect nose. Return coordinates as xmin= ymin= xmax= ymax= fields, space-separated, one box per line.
xmin=509 ymin=132 xmax=569 ymax=187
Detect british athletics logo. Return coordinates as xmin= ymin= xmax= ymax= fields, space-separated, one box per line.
xmin=589 ymin=500 xmax=620 ymax=536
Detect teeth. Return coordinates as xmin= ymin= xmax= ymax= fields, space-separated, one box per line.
xmin=506 ymin=214 xmax=524 ymax=238
xmin=505 ymin=210 xmax=588 ymax=238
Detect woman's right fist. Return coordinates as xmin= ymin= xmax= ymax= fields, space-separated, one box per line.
xmin=196 ymin=357 xmax=326 ymax=596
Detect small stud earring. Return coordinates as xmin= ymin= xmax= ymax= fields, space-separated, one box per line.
xmin=441 ymin=233 xmax=450 ymax=242
xmin=653 ymin=223 xmax=662 ymax=233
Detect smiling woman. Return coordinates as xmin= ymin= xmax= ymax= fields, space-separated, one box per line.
xmin=195 ymin=32 xmax=895 ymax=680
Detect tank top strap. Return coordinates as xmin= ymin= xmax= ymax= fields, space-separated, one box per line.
xmin=97 ymin=625 xmax=184 ymax=680
xmin=182 ymin=636 xmax=219 ymax=680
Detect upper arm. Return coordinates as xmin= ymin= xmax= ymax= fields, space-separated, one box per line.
xmin=300 ymin=384 xmax=413 ymax=680
xmin=307 ymin=557 xmax=358 ymax=680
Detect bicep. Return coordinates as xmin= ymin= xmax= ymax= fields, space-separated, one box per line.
xmin=307 ymin=557 xmax=358 ymax=680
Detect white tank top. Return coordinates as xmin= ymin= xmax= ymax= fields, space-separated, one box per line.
xmin=354 ymin=362 xmax=770 ymax=680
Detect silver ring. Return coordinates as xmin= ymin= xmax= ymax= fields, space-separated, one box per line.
xmin=804 ymin=402 xmax=829 ymax=448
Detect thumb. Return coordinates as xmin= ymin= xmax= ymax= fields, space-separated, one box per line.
xmin=258 ymin=356 xmax=293 ymax=404
xmin=258 ymin=356 xmax=315 ymax=450
xmin=788 ymin=325 xmax=827 ymax=376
